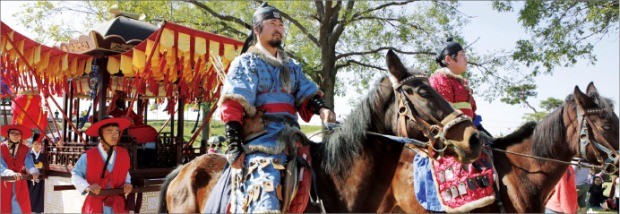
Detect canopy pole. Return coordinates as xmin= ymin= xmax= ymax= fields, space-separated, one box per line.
xmin=125 ymin=22 xmax=164 ymax=119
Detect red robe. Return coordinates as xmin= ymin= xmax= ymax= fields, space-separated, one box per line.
xmin=81 ymin=147 xmax=130 ymax=213
xmin=429 ymin=68 xmax=477 ymax=119
xmin=1 ymin=143 xmax=32 ymax=213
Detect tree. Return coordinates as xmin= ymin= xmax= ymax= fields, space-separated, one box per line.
xmin=539 ymin=97 xmax=563 ymax=112
xmin=500 ymin=84 xmax=538 ymax=113
xmin=492 ymin=0 xmax=619 ymax=75
xmin=522 ymin=97 xmax=565 ymax=122
xmin=16 ymin=1 xmax=517 ymax=111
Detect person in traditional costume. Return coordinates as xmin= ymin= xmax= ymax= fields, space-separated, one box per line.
xmin=411 ymin=38 xmax=499 ymax=212
xmin=429 ymin=37 xmax=491 ymax=134
xmin=0 ymin=124 xmax=40 ymax=213
xmin=204 ymin=2 xmax=336 ymax=213
xmin=27 ymin=131 xmax=46 ymax=213
xmin=71 ymin=116 xmax=133 ymax=213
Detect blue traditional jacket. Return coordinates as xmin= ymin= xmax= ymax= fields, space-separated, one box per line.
xmin=219 ymin=46 xmax=319 ymax=153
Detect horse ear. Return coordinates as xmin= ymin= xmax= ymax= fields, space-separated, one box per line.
xmin=386 ymin=50 xmax=407 ymax=81
xmin=586 ymin=82 xmax=599 ymax=97
xmin=573 ymin=85 xmax=590 ymax=106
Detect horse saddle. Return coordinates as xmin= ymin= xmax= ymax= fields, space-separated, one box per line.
xmin=430 ymin=152 xmax=497 ymax=212
xmin=281 ymin=145 xmax=313 ymax=213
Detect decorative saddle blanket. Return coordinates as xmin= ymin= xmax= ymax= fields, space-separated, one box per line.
xmin=430 ymin=152 xmax=496 ymax=212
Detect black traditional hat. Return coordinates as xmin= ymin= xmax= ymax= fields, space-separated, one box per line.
xmin=241 ymin=2 xmax=283 ymax=54
xmin=435 ymin=37 xmax=464 ymax=67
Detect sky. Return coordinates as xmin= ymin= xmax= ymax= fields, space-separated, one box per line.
xmin=1 ymin=1 xmax=618 ymax=136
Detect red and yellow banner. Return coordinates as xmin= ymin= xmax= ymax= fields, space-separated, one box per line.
xmin=11 ymin=94 xmax=48 ymax=133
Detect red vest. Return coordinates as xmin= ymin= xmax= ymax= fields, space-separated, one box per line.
xmin=1 ymin=142 xmax=32 ymax=213
xmin=429 ymin=70 xmax=478 ymax=119
xmin=81 ymin=146 xmax=130 ymax=214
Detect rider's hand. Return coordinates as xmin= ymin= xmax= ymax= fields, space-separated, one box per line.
xmin=123 ymin=183 xmax=133 ymax=196
xmin=87 ymin=183 xmax=101 ymax=195
xmin=319 ymin=108 xmax=336 ymax=124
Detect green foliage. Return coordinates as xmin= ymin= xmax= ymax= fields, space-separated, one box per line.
xmin=539 ymin=97 xmax=564 ymax=112
xmin=493 ymin=0 xmax=618 ymax=75
xmin=522 ymin=111 xmax=547 ymax=122
xmin=522 ymin=97 xmax=564 ymax=122
xmin=16 ymin=0 xmax=518 ymax=106
xmin=500 ymin=84 xmax=537 ymax=105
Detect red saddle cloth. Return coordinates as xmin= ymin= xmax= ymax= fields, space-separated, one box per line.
xmin=431 ymin=152 xmax=496 ymax=212
xmin=287 ymin=145 xmax=312 ymax=213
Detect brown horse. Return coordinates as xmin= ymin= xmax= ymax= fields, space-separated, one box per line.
xmin=380 ymin=82 xmax=619 ymax=213
xmin=158 ymin=50 xmax=483 ymax=213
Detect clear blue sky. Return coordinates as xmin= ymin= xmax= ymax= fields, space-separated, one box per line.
xmin=2 ymin=1 xmax=618 ymax=136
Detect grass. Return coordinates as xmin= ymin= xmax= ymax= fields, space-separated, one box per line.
xmin=146 ymin=120 xmax=322 ymax=147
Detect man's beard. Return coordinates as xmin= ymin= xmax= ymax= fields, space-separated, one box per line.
xmin=267 ymin=39 xmax=282 ymax=48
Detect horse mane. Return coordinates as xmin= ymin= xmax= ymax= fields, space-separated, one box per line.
xmin=319 ymin=76 xmax=392 ymax=175
xmin=319 ymin=68 xmax=426 ymax=175
xmin=492 ymin=121 xmax=537 ymax=149
xmin=584 ymin=92 xmax=616 ymax=120
xmin=532 ymin=93 xmax=615 ymax=158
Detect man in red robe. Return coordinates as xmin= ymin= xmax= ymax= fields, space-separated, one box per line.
xmin=1 ymin=124 xmax=40 ymax=213
xmin=71 ymin=116 xmax=133 ymax=213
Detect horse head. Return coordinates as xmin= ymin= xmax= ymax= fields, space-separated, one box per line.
xmin=571 ymin=82 xmax=619 ymax=174
xmin=386 ymin=50 xmax=481 ymax=163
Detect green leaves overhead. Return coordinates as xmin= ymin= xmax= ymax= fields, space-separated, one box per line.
xmin=494 ymin=0 xmax=618 ymax=74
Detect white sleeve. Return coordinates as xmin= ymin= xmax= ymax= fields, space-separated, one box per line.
xmin=71 ymin=154 xmax=91 ymax=194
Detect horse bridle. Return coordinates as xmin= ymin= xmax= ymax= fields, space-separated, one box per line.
xmin=393 ymin=74 xmax=472 ymax=156
xmin=575 ymin=101 xmax=619 ymax=174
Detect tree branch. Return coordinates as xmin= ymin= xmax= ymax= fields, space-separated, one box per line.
xmin=279 ymin=11 xmax=320 ymax=46
xmin=214 ymin=21 xmax=247 ymax=37
xmin=336 ymin=47 xmax=434 ymax=59
xmin=184 ymin=0 xmax=252 ymax=29
xmin=329 ymin=1 xmax=354 ymax=45
xmin=351 ymin=0 xmax=415 ymax=19
xmin=336 ymin=59 xmax=385 ymax=71
xmin=468 ymin=61 xmax=513 ymax=85
xmin=252 ymin=0 xmax=320 ymax=46
xmin=315 ymin=1 xmax=325 ymax=20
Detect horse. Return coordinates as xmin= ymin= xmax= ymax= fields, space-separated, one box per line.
xmin=380 ymin=82 xmax=619 ymax=213
xmin=158 ymin=50 xmax=483 ymax=213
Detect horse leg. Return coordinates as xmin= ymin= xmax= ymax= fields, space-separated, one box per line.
xmin=164 ymin=154 xmax=228 ymax=213
xmin=377 ymin=186 xmax=397 ymax=213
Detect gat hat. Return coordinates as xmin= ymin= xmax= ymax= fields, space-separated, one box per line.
xmin=252 ymin=2 xmax=282 ymax=25
xmin=1 ymin=124 xmax=33 ymax=139
xmin=435 ymin=37 xmax=464 ymax=66
xmin=85 ymin=116 xmax=131 ymax=137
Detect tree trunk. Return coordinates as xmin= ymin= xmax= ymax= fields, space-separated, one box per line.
xmin=318 ymin=37 xmax=338 ymax=111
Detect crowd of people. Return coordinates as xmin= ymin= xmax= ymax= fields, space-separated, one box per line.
xmin=545 ymin=165 xmax=619 ymax=213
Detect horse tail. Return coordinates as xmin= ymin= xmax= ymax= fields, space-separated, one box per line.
xmin=158 ymin=164 xmax=184 ymax=213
